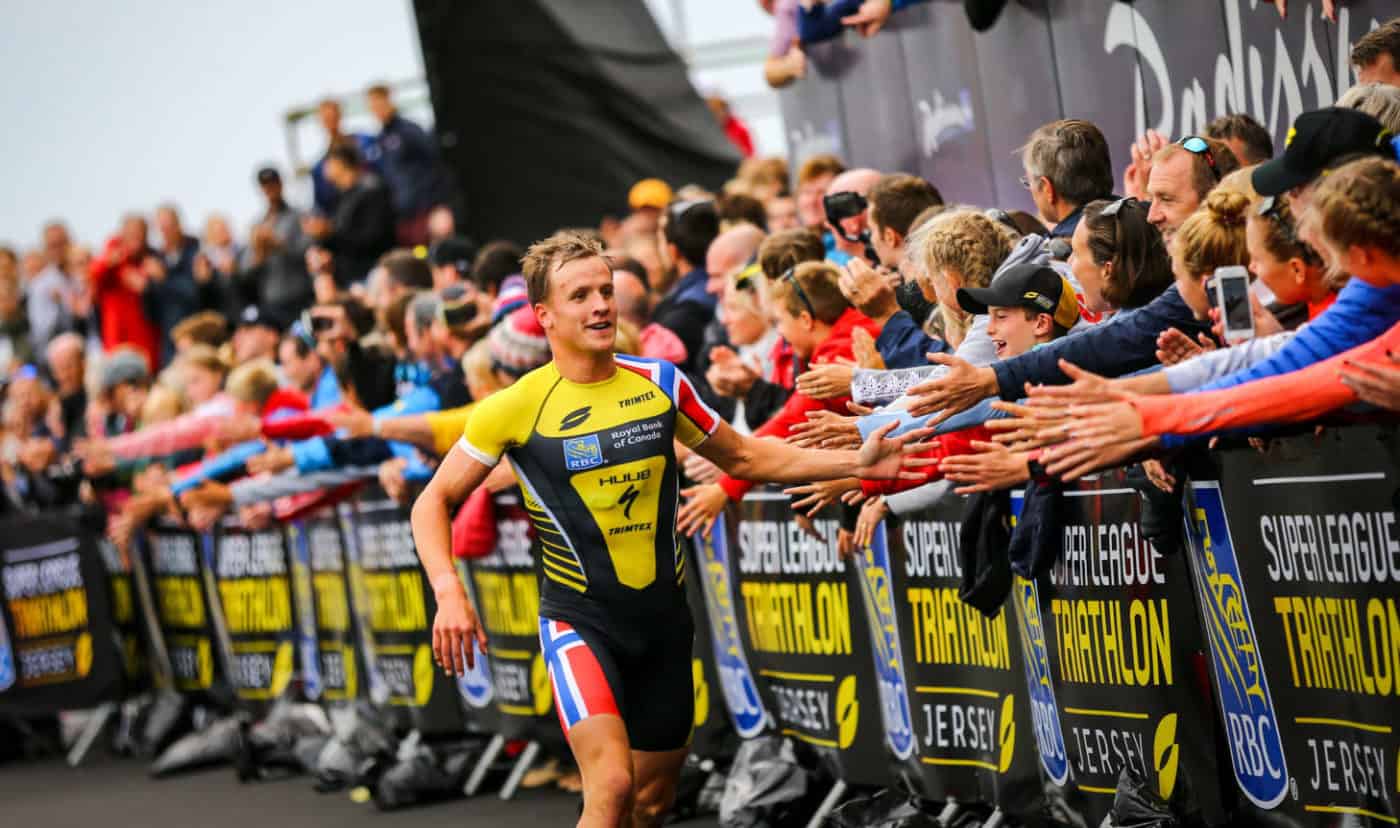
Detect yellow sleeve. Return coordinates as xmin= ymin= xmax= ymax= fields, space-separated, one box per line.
xmin=457 ymin=388 xmax=523 ymax=466
xmin=674 ymin=415 xmax=708 ymax=450
xmin=425 ymin=403 xmax=477 ymax=456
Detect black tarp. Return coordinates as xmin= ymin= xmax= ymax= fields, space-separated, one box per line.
xmin=412 ymin=0 xmax=741 ymax=246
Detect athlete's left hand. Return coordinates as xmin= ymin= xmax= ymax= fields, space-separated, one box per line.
xmin=678 ymin=483 xmax=729 ymax=538
xmin=854 ymin=420 xmax=938 ymax=480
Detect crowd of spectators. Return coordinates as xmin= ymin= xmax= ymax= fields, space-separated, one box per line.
xmin=2 ymin=16 xmax=1400 ymax=624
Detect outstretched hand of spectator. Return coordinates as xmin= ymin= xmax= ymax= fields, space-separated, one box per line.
xmin=850 ymin=326 xmax=884 ymax=370
xmin=677 ymin=483 xmax=729 ymax=538
xmin=905 ymin=353 xmax=997 ymax=421
xmin=1266 ymin=0 xmax=1341 ymax=21
xmin=941 ymin=441 xmax=1031 ymax=494
xmin=324 ymin=407 xmax=374 ymax=438
xmin=1155 ymin=327 xmax=1216 ymax=366
xmin=788 ymin=409 xmax=861 ymax=449
xmin=841 ymin=0 xmax=892 ymax=37
xmin=707 ymin=346 xmax=759 ymax=398
xmin=839 ymin=257 xmax=900 ymax=322
xmin=796 ymin=358 xmax=856 ymax=399
xmin=246 ymin=444 xmax=294 ymax=475
xmin=380 ymin=457 xmax=409 ymax=503
xmin=783 ymin=476 xmax=860 ymax=517
xmin=1339 ymin=351 xmax=1400 ymax=411
xmin=985 ymin=401 xmax=1072 ymax=452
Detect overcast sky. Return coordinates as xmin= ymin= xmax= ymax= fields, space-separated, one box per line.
xmin=0 ymin=0 xmax=424 ymax=249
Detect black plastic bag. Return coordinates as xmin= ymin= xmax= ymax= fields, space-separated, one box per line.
xmin=373 ymin=731 xmax=479 ymax=810
xmin=150 ymin=714 xmax=242 ymax=777
xmin=829 ymin=789 xmax=939 ymax=828
xmin=235 ymin=699 xmax=333 ymax=781
xmin=313 ymin=702 xmax=398 ymax=792
xmin=669 ymin=754 xmax=728 ymax=822
xmin=719 ymin=736 xmax=824 ymax=828
xmin=1110 ymin=766 xmax=1177 ymax=828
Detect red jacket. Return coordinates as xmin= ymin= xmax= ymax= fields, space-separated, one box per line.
xmin=89 ymin=237 xmax=160 ymax=371
xmin=718 ymin=308 xmax=880 ymax=500
xmin=859 ymin=424 xmax=990 ymax=497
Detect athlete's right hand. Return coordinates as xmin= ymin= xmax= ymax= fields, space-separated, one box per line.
xmin=432 ymin=584 xmax=488 ymax=675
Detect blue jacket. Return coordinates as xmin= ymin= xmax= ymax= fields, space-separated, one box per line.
xmin=991 ymin=284 xmax=1210 ymax=399
xmin=312 ymin=133 xmax=379 ymax=215
xmin=876 ymin=310 xmax=950 ymax=369
xmin=1159 ymin=278 xmax=1400 ymax=448
xmin=376 ymin=114 xmax=441 ymax=217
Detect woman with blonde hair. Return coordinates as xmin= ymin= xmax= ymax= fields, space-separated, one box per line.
xmin=908 ymin=208 xmax=1018 ymax=358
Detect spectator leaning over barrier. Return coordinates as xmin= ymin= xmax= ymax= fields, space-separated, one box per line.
xmin=367 ymin=83 xmax=446 ymax=247
xmin=1022 ymin=156 xmax=1400 ymax=478
xmin=1069 ymin=197 xmax=1175 ymax=319
xmin=302 ymin=143 xmax=396 ymax=288
xmin=1352 ymin=17 xmax=1400 ymax=88
xmin=1205 ymin=112 xmax=1274 ymax=165
xmin=1019 ymin=119 xmax=1115 ymax=238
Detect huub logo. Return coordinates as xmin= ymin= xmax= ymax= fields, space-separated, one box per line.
xmin=1186 ymin=482 xmax=1287 ymax=809
xmin=560 ymin=406 xmax=591 ymax=430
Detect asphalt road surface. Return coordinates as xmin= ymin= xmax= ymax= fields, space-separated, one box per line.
xmin=0 ymin=754 xmax=723 ymax=827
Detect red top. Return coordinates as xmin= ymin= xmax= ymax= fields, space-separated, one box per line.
xmin=718 ymin=308 xmax=881 ymax=500
xmin=1134 ymin=319 xmax=1400 ymax=438
xmin=89 ymin=237 xmax=160 ymax=371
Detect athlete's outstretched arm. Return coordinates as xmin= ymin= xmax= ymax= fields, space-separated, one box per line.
xmin=696 ymin=419 xmax=932 ymax=484
xmin=410 ymin=447 xmax=492 ymax=675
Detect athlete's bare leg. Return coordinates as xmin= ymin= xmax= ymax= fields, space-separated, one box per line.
xmin=569 ymin=714 xmax=635 ymax=827
xmin=629 ymin=747 xmax=688 ymax=828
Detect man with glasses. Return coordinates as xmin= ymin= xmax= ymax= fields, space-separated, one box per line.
xmin=1019 ymin=119 xmax=1115 ymax=237
xmin=1145 ymin=135 xmax=1239 ymax=243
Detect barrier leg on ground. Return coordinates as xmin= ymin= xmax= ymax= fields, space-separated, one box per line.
xmin=463 ymin=732 xmax=505 ymax=797
xmin=499 ymin=740 xmax=541 ymax=801
xmin=935 ymin=798 xmax=958 ymax=826
xmin=66 ymin=701 xmax=118 ymax=766
xmin=981 ymin=808 xmax=1005 ymax=828
xmin=804 ymin=778 xmax=847 ymax=828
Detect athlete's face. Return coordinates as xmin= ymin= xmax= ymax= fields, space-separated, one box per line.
xmin=538 ymin=256 xmax=617 ymax=353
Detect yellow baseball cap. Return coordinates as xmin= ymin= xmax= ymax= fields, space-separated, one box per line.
xmin=628 ymin=178 xmax=673 ymax=211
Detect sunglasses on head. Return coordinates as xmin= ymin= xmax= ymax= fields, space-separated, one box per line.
xmin=780 ymin=266 xmax=817 ymax=318
xmin=1178 ymin=136 xmax=1221 ymax=181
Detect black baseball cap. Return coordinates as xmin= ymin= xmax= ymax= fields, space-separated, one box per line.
xmin=428 ymin=236 xmax=476 ymax=274
xmin=1252 ymin=107 xmax=1392 ymax=196
xmin=239 ymin=304 xmax=289 ymax=332
xmin=957 ymin=263 xmax=1080 ymax=330
xmin=256 ymin=166 xmax=281 ymax=185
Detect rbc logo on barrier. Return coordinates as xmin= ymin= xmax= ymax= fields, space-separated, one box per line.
xmin=856 ymin=525 xmax=916 ymax=760
xmin=1187 ymin=483 xmax=1288 ymax=809
xmin=457 ymin=648 xmax=495 ymax=709
xmin=694 ymin=514 xmax=768 ymax=738
xmin=1014 ymin=576 xmax=1070 ymax=785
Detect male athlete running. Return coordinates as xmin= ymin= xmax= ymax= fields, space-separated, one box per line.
xmin=411 ymin=231 xmax=930 ymax=828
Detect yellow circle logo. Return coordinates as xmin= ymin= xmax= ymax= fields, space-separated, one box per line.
xmin=1154 ymin=713 xmax=1180 ymax=800
xmin=270 ymin=642 xmax=294 ymax=696
xmin=835 ymin=675 xmax=859 ymax=749
xmin=531 ymin=653 xmax=553 ymax=715
xmin=413 ymin=644 xmax=435 ymax=706
xmin=692 ymin=659 xmax=709 ymax=729
xmin=998 ymin=694 xmax=1016 ymax=773
xmin=74 ymin=632 xmax=93 ymax=678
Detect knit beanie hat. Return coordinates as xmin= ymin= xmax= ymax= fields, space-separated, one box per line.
xmin=491 ymin=275 xmax=529 ymax=325
xmin=488 ymin=307 xmax=550 ymax=378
